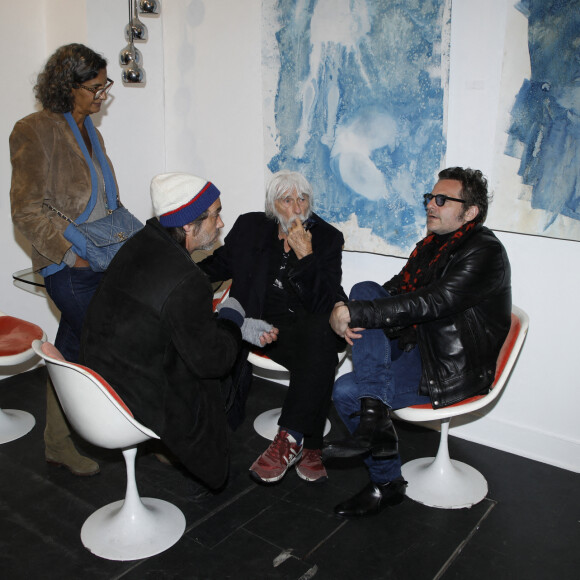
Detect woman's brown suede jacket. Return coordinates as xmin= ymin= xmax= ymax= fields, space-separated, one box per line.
xmin=10 ymin=109 xmax=119 ymax=271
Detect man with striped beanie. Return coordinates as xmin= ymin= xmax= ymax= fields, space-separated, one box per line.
xmin=80 ymin=172 xmax=277 ymax=494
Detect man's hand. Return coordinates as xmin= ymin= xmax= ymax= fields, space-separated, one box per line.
xmin=241 ymin=318 xmax=279 ymax=347
xmin=286 ymin=218 xmax=313 ymax=259
xmin=73 ymin=255 xmax=90 ymax=268
xmin=330 ymin=301 xmax=364 ymax=346
xmin=258 ymin=326 xmax=279 ymax=347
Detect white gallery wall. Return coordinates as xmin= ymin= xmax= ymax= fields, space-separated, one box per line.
xmin=1 ymin=0 xmax=578 ymax=473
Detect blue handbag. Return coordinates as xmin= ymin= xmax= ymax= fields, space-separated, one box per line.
xmin=45 ymin=204 xmax=144 ymax=272
xmin=76 ymin=207 xmax=144 ymax=272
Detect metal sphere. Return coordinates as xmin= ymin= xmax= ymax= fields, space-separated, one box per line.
xmin=119 ymin=43 xmax=143 ymax=66
xmin=124 ymin=18 xmax=148 ymax=42
xmin=139 ymin=0 xmax=160 ymax=15
xmin=121 ymin=62 xmax=146 ymax=84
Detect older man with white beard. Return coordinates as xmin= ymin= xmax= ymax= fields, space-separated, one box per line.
xmin=200 ymin=170 xmax=346 ymax=485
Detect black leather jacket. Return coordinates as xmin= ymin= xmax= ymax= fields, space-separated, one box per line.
xmin=347 ymin=225 xmax=512 ymax=408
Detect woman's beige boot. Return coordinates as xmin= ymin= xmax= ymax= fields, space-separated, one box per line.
xmin=44 ymin=379 xmax=100 ymax=476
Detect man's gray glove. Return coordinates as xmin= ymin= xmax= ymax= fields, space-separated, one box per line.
xmin=216 ymin=297 xmax=274 ymax=347
xmin=241 ymin=318 xmax=276 ymax=347
xmin=215 ymin=296 xmax=245 ymax=328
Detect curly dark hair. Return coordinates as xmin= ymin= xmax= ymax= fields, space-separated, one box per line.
xmin=34 ymin=44 xmax=107 ymax=113
xmin=437 ymin=167 xmax=490 ymax=224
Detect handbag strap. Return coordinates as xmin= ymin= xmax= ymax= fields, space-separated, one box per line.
xmin=43 ymin=202 xmax=78 ymax=226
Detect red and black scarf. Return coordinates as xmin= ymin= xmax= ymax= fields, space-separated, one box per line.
xmin=391 ymin=221 xmax=477 ymax=350
xmin=398 ymin=221 xmax=477 ymax=294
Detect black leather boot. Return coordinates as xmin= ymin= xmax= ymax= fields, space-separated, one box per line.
xmin=334 ymin=478 xmax=407 ymax=518
xmin=323 ymin=397 xmax=398 ymax=460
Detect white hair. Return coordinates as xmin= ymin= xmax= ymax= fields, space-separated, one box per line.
xmin=265 ymin=170 xmax=314 ymax=219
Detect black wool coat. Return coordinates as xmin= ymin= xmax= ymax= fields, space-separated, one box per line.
xmin=80 ymin=218 xmax=242 ymax=489
xmin=198 ymin=211 xmax=346 ymax=428
xmin=199 ymin=211 xmax=346 ymax=317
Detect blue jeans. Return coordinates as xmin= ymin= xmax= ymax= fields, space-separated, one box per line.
xmin=332 ymin=281 xmax=430 ymax=483
xmin=44 ymin=267 xmax=103 ymax=363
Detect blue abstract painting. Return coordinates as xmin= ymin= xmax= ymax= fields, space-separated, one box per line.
xmin=491 ymin=0 xmax=580 ymax=240
xmin=262 ymin=0 xmax=451 ymax=256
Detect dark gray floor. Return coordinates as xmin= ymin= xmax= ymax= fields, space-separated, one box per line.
xmin=1 ymin=367 xmax=578 ymax=579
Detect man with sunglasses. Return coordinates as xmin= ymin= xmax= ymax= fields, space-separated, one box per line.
xmin=324 ymin=167 xmax=512 ymax=518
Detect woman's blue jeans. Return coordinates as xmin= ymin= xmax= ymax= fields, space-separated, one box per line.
xmin=44 ymin=267 xmax=103 ymax=363
xmin=333 ymin=281 xmax=430 ymax=483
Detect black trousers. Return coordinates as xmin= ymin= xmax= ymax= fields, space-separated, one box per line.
xmin=261 ymin=311 xmax=344 ymax=449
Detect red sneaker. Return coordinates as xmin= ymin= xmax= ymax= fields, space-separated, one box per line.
xmin=296 ymin=448 xmax=328 ymax=483
xmin=249 ymin=430 xmax=303 ymax=483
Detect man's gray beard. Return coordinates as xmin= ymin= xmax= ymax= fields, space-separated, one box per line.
xmin=194 ymin=230 xmax=219 ymax=251
xmin=199 ymin=241 xmax=216 ymax=251
xmin=277 ymin=210 xmax=312 ymax=234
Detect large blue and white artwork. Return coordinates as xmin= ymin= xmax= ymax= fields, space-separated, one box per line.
xmin=489 ymin=0 xmax=580 ymax=241
xmin=262 ymin=0 xmax=451 ymax=256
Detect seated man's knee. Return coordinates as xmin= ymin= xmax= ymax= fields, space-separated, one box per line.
xmin=349 ymin=281 xmax=385 ymax=301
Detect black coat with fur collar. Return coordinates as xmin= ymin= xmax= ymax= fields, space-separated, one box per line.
xmin=80 ymin=218 xmax=242 ymax=489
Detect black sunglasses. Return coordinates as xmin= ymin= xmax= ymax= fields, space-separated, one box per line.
xmin=423 ymin=193 xmax=466 ymax=207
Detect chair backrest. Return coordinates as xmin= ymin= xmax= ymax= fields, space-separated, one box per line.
xmin=32 ymin=340 xmax=158 ymax=449
xmin=212 ymin=282 xmax=231 ymax=310
xmin=394 ymin=305 xmax=529 ymax=421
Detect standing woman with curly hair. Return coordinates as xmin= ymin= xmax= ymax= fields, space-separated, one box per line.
xmin=10 ymin=44 xmax=122 ymax=477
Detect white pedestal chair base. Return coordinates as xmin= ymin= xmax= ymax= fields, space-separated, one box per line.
xmin=401 ymin=418 xmax=488 ymax=509
xmin=81 ymin=498 xmax=185 ymax=561
xmin=253 ymin=407 xmax=331 ymax=441
xmin=402 ymin=458 xmax=488 ymax=510
xmin=81 ymin=446 xmax=186 ymax=561
xmin=0 ymin=408 xmax=35 ymax=444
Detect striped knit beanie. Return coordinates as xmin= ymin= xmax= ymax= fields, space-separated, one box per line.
xmin=151 ymin=172 xmax=220 ymax=227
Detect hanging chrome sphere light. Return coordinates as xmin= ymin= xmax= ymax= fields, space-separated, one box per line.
xmin=120 ymin=0 xmax=149 ymax=85
xmin=119 ymin=42 xmax=143 ymax=67
xmin=119 ymin=0 xmax=160 ymax=85
xmin=138 ymin=0 xmax=160 ymax=15
xmin=124 ymin=2 xmax=148 ymax=42
xmin=122 ymin=61 xmax=146 ymax=84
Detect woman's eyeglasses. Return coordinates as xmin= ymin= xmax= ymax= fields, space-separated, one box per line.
xmin=77 ymin=78 xmax=114 ymax=99
xmin=423 ymin=193 xmax=466 ymax=207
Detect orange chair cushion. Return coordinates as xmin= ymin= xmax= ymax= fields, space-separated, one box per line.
xmin=212 ymin=283 xmax=231 ymax=311
xmin=0 ymin=316 xmax=44 ymax=357
xmin=408 ymin=312 xmax=521 ymax=410
xmin=250 ymin=349 xmax=272 ymax=360
xmin=73 ymin=363 xmax=134 ymax=417
xmin=41 ymin=341 xmax=134 ymax=417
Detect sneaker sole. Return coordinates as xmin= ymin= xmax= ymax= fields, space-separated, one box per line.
xmin=296 ymin=468 xmax=328 ymax=483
